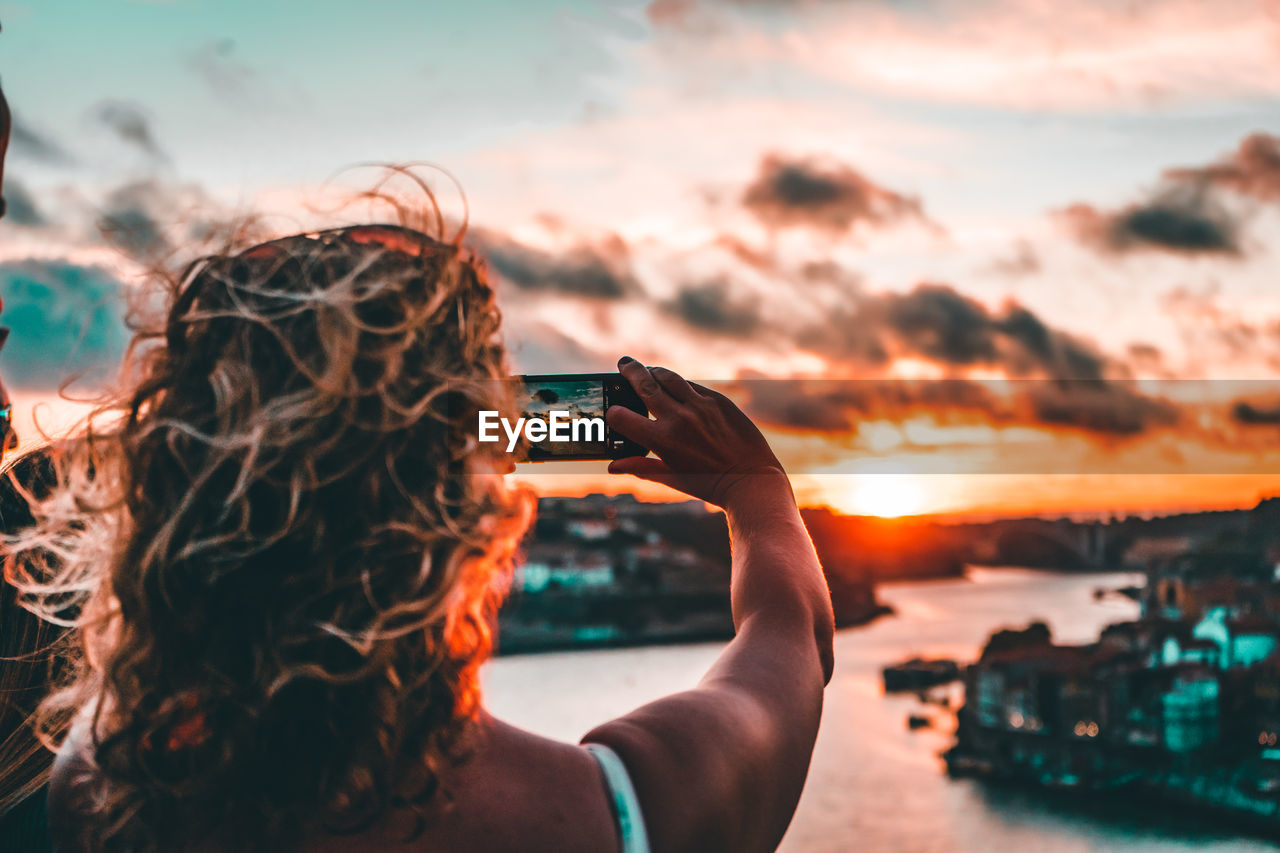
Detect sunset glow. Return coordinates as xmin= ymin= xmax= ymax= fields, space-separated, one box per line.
xmin=845 ymin=476 xmax=930 ymax=518
xmin=4 ymin=0 xmax=1280 ymax=519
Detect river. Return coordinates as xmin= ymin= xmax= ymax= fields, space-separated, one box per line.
xmin=483 ymin=568 xmax=1274 ymax=852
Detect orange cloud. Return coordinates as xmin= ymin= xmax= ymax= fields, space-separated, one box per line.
xmin=742 ymin=152 xmax=930 ymax=235
xmin=652 ymin=0 xmax=1280 ymax=111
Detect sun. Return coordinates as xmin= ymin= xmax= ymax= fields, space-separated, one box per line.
xmin=847 ymin=476 xmax=930 ymax=518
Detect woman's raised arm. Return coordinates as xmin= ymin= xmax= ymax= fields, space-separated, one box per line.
xmin=583 ymin=358 xmax=835 ymax=853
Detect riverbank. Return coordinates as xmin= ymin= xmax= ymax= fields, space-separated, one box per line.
xmin=945 ymin=555 xmax=1280 ymax=845
xmin=945 ymin=751 xmax=1280 ymax=843
xmin=487 ymin=569 xmax=1269 ymax=851
xmin=497 ymin=592 xmax=893 ymax=655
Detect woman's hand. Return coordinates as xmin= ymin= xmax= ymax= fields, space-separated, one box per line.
xmin=606 ymin=357 xmax=791 ymax=510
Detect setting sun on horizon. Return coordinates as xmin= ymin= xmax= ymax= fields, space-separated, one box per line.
xmin=841 ymin=475 xmax=930 ymax=518
xmin=13 ymin=388 xmax=1280 ymax=522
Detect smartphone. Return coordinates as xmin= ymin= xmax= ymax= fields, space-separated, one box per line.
xmin=508 ymin=373 xmax=648 ymax=461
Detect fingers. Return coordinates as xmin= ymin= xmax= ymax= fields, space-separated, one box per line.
xmin=689 ymin=381 xmax=730 ymax=404
xmin=606 ymin=402 xmax=660 ymax=447
xmin=649 ymin=366 xmax=698 ymax=404
xmin=617 ymin=356 xmax=676 ymax=417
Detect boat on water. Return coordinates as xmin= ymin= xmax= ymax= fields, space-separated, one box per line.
xmin=882 ymin=657 xmax=961 ymax=692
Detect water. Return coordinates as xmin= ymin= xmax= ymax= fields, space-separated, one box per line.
xmin=483 ymin=568 xmax=1275 ymax=852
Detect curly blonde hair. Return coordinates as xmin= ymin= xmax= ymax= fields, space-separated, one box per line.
xmin=5 ymin=218 xmax=534 ymax=851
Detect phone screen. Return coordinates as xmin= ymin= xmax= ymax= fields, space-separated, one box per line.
xmin=518 ymin=376 xmax=606 ymax=458
xmin=513 ymin=373 xmax=648 ymax=461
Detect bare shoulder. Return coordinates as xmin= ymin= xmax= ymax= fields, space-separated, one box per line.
xmin=306 ymin=714 xmax=621 ymax=853
xmin=583 ymin=687 xmax=783 ymax=853
xmin=45 ymin=713 xmax=623 ymax=853
xmin=430 ymin=715 xmax=621 ymax=853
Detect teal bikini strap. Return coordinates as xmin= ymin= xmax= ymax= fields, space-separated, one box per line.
xmin=583 ymin=742 xmax=652 ymax=853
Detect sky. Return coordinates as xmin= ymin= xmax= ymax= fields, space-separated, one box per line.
xmin=3 ymin=0 xmax=1280 ymax=517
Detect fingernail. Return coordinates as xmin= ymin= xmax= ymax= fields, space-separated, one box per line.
xmin=619 ymin=356 xmax=635 ymax=365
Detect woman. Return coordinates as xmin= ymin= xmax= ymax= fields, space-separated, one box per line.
xmin=12 ymin=221 xmax=834 ymax=852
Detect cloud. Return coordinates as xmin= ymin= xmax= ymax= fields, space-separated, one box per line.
xmin=877 ymin=284 xmax=1002 ymax=367
xmin=0 ymin=261 xmax=130 ymax=391
xmin=655 ymin=269 xmax=1169 ymax=434
xmin=995 ymin=305 xmax=1107 ymax=381
xmin=1160 ymin=284 xmax=1262 ymax=361
xmin=505 ymin=320 xmax=615 ymax=373
xmin=1061 ymin=132 xmax=1280 ymax=258
xmin=471 ymin=230 xmax=639 ymax=300
xmin=820 ymin=280 xmax=1182 ymax=435
xmin=986 ymin=240 xmax=1041 ymax=277
xmin=821 ymin=283 xmax=1110 ymax=381
xmin=2 ymin=180 xmax=47 ymax=227
xmin=733 ymin=376 xmax=1180 ymax=437
xmin=93 ymin=179 xmax=222 ymax=261
xmin=1231 ymin=399 xmax=1280 ymax=426
xmin=1125 ymin=342 xmax=1168 ymax=376
xmin=649 ymin=0 xmax=1280 ymax=111
xmin=648 ymin=0 xmax=697 ymax=27
xmin=94 ymin=101 xmax=167 ymax=161
xmin=186 ymin=38 xmax=261 ymax=105
xmin=781 ymin=302 xmax=884 ymax=365
xmin=665 ymin=279 xmax=762 ymax=336
xmin=651 ymin=0 xmax=850 ymax=21
xmin=1060 ymin=191 xmax=1240 ymax=257
xmin=742 ymin=153 xmax=927 ymax=234
xmin=737 ymin=377 xmax=1006 ymax=432
xmin=732 ymin=278 xmax=1182 ymax=433
xmin=97 ymin=181 xmax=172 ymax=258
xmin=1128 ymin=343 xmax=1162 ymax=362
xmin=712 ymin=234 xmax=776 ymax=272
xmin=8 ymin=116 xmax=73 ymax=165
xmin=1166 ymin=132 xmax=1280 ymax=201
xmin=1024 ymin=381 xmax=1180 ymax=436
